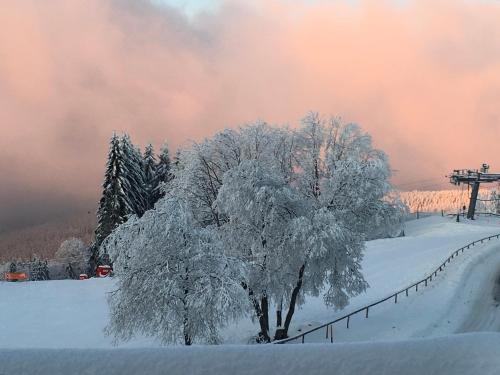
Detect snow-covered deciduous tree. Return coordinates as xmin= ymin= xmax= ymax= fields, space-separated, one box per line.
xmin=103 ymin=198 xmax=247 ymax=345
xmin=216 ymin=159 xmax=306 ymax=342
xmin=55 ymin=237 xmax=89 ymax=263
xmin=55 ymin=237 xmax=90 ymax=278
xmin=102 ymin=113 xmax=404 ymax=344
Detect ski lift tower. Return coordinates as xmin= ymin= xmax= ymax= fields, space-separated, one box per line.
xmin=449 ymin=164 xmax=500 ymax=219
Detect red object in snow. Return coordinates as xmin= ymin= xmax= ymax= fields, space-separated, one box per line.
xmin=79 ymin=274 xmax=89 ymax=280
xmin=96 ymin=265 xmax=112 ymax=277
xmin=5 ymin=272 xmax=28 ymax=282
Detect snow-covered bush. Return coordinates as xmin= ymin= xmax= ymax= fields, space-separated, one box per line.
xmin=103 ymin=112 xmax=403 ymax=344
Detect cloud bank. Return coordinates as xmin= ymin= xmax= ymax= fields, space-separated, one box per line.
xmin=1 ymin=0 xmax=500 ymax=229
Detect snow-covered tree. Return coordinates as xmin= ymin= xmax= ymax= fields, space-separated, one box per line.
xmin=489 ymin=189 xmax=500 ymax=214
xmin=152 ymin=143 xmax=171 ymax=202
xmin=103 ymin=198 xmax=247 ymax=345
xmin=55 ymin=238 xmax=89 ymax=263
xmin=92 ymin=133 xmax=148 ymax=270
xmin=102 ymin=113 xmax=403 ymax=343
xmin=94 ymin=134 xmax=130 ymax=248
xmin=29 ymin=255 xmax=50 ymax=281
xmin=55 ymin=237 xmax=91 ymax=278
xmin=120 ymin=134 xmax=148 ymax=217
xmin=216 ymin=159 xmax=305 ymax=341
xmin=143 ymin=143 xmax=157 ymax=210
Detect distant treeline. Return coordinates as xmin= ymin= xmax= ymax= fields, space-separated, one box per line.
xmin=0 ymin=213 xmax=94 ymax=262
xmin=400 ymin=188 xmax=500 ymax=214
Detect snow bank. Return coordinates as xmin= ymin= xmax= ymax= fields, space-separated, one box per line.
xmin=1 ymin=333 xmax=499 ymax=375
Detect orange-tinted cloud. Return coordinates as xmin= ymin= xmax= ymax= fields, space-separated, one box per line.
xmin=1 ymin=0 xmax=499 ymax=228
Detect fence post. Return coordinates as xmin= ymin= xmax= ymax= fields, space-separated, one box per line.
xmin=416 ymin=283 xmax=418 ymax=292
xmin=302 ymin=335 xmax=304 ymax=344
xmin=330 ymin=325 xmax=333 ymax=343
xmin=406 ymin=288 xmax=409 ymax=297
xmin=347 ymin=316 xmax=350 ymax=329
xmin=425 ymin=279 xmax=428 ymax=287
xmin=395 ymin=293 xmax=398 ymax=303
xmin=326 ymin=325 xmax=329 ymax=339
xmin=366 ymin=307 xmax=369 ymax=318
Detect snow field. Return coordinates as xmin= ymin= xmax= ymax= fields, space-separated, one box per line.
xmin=2 ymin=215 xmax=500 ymax=374
xmin=1 ymin=216 xmax=500 ymax=349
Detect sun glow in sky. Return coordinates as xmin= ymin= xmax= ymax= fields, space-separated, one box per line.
xmin=1 ymin=0 xmax=500 ymax=229
xmin=155 ymin=0 xmax=221 ymax=16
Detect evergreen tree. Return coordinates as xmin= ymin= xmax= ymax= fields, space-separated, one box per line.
xmin=143 ymin=143 xmax=157 ymax=210
xmin=152 ymin=143 xmax=171 ymax=202
xmin=120 ymin=134 xmax=148 ymax=217
xmin=29 ymin=255 xmax=50 ymax=281
xmin=94 ymin=134 xmax=130 ymax=248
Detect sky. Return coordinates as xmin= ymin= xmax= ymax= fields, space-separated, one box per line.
xmin=1 ymin=0 xmax=500 ymax=231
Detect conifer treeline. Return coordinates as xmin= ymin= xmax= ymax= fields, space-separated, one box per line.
xmin=91 ymin=133 xmax=171 ymax=268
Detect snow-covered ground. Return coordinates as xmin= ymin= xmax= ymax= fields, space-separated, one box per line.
xmin=1 ymin=333 xmax=499 ymax=375
xmin=2 ymin=215 xmax=500 ymax=374
xmin=2 ymin=215 xmax=500 ymax=349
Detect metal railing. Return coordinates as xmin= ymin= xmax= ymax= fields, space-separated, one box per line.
xmin=275 ymin=232 xmax=500 ymax=344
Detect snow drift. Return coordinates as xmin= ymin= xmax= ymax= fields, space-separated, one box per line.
xmin=1 ymin=333 xmax=499 ymax=375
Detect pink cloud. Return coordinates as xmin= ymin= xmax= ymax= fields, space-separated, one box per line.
xmin=1 ymin=0 xmax=500 ymax=226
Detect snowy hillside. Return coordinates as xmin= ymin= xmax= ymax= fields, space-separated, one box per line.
xmin=2 ymin=215 xmax=500 ymax=348
xmin=2 ymin=215 xmax=500 ymax=374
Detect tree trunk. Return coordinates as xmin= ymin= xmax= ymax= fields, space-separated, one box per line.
xmin=183 ymin=321 xmax=192 ymax=346
xmin=242 ymin=283 xmax=271 ymax=343
xmin=276 ymin=298 xmax=283 ymax=328
xmin=274 ymin=264 xmax=305 ymax=340
xmin=261 ymin=295 xmax=269 ymax=337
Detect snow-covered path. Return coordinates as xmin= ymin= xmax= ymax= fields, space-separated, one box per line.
xmin=455 ymin=249 xmax=500 ymax=333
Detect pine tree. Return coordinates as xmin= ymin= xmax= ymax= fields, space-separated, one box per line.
xmin=152 ymin=143 xmax=171 ymax=202
xmin=94 ymin=134 xmax=130 ymax=248
xmin=143 ymin=143 xmax=157 ymax=210
xmin=120 ymin=134 xmax=148 ymax=217
xmin=91 ymin=133 xmax=149 ymax=272
xmin=29 ymin=255 xmax=50 ymax=281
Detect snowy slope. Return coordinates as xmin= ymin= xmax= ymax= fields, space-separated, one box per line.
xmin=225 ymin=215 xmax=500 ymax=343
xmin=1 ymin=216 xmax=500 ymax=349
xmin=1 ymin=333 xmax=499 ymax=375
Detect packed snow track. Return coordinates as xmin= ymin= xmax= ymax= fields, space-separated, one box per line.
xmin=456 ymin=246 xmax=500 ymax=333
